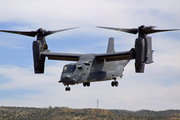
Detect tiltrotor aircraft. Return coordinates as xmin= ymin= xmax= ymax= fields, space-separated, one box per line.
xmin=0 ymin=25 xmax=178 ymax=91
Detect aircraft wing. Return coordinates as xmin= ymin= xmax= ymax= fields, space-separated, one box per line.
xmin=41 ymin=51 xmax=83 ymax=61
xmin=95 ymin=50 xmax=134 ymax=61
xmin=41 ymin=49 xmax=134 ymax=62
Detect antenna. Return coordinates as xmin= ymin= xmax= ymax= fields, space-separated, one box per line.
xmin=97 ymin=99 xmax=98 ymax=109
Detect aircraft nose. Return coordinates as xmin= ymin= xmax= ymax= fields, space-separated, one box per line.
xmin=60 ymin=74 xmax=76 ymax=84
xmin=65 ymin=75 xmax=71 ymax=79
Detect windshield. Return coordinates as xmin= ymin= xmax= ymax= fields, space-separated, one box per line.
xmin=63 ymin=65 xmax=76 ymax=73
xmin=68 ymin=65 xmax=76 ymax=72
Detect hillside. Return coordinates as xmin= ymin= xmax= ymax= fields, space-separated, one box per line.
xmin=0 ymin=106 xmax=180 ymax=120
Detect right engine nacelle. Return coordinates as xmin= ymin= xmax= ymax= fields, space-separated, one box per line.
xmin=32 ymin=41 xmax=45 ymax=73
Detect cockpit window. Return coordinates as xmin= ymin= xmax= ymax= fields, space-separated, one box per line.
xmin=78 ymin=67 xmax=82 ymax=72
xmin=68 ymin=65 xmax=76 ymax=73
xmin=63 ymin=65 xmax=69 ymax=73
xmin=63 ymin=65 xmax=76 ymax=73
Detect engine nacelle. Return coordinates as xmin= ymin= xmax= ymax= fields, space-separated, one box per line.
xmin=32 ymin=41 xmax=45 ymax=73
xmin=145 ymin=36 xmax=154 ymax=64
xmin=134 ymin=38 xmax=147 ymax=73
xmin=134 ymin=36 xmax=153 ymax=73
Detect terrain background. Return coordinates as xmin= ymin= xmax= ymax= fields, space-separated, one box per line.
xmin=1 ymin=106 xmax=180 ymax=120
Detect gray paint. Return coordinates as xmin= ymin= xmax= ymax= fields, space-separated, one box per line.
xmin=1 ymin=25 xmax=178 ymax=91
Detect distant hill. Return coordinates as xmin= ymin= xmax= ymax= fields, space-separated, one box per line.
xmin=0 ymin=106 xmax=180 ymax=120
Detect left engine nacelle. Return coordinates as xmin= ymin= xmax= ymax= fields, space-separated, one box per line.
xmin=32 ymin=41 xmax=45 ymax=73
xmin=134 ymin=36 xmax=154 ymax=73
xmin=134 ymin=37 xmax=146 ymax=73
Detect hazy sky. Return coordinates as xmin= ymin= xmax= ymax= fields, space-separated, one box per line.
xmin=0 ymin=0 xmax=180 ymax=111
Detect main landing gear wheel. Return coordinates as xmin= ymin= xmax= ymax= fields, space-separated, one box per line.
xmin=65 ymin=86 xmax=71 ymax=91
xmin=83 ymin=82 xmax=90 ymax=87
xmin=111 ymin=81 xmax=119 ymax=87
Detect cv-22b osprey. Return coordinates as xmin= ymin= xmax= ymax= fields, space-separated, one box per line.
xmin=0 ymin=25 xmax=178 ymax=91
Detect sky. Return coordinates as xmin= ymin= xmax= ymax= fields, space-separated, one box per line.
xmin=0 ymin=0 xmax=180 ymax=111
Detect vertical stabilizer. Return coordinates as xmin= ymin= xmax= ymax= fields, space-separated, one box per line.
xmin=107 ymin=37 xmax=115 ymax=53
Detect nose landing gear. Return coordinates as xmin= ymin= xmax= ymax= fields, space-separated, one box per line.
xmin=111 ymin=77 xmax=119 ymax=87
xmin=111 ymin=81 xmax=119 ymax=87
xmin=65 ymin=86 xmax=71 ymax=91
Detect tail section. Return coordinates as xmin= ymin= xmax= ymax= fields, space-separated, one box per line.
xmin=98 ymin=25 xmax=179 ymax=73
xmin=107 ymin=37 xmax=115 ymax=53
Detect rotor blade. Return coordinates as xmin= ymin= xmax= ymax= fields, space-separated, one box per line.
xmin=144 ymin=29 xmax=180 ymax=34
xmin=146 ymin=26 xmax=156 ymax=29
xmin=0 ymin=30 xmax=37 ymax=37
xmin=44 ymin=27 xmax=78 ymax=36
xmin=97 ymin=26 xmax=138 ymax=34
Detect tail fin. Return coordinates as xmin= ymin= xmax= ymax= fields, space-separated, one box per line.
xmin=107 ymin=37 xmax=115 ymax=53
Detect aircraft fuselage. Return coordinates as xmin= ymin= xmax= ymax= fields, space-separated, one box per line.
xmin=60 ymin=56 xmax=129 ymax=86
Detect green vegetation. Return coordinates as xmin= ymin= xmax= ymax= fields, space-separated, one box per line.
xmin=0 ymin=106 xmax=180 ymax=120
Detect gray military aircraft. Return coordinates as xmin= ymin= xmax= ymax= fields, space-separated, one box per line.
xmin=0 ymin=25 xmax=178 ymax=91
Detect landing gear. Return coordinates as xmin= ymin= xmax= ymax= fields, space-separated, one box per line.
xmin=65 ymin=86 xmax=71 ymax=91
xmin=111 ymin=77 xmax=119 ymax=87
xmin=83 ymin=82 xmax=90 ymax=87
xmin=111 ymin=81 xmax=119 ymax=87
